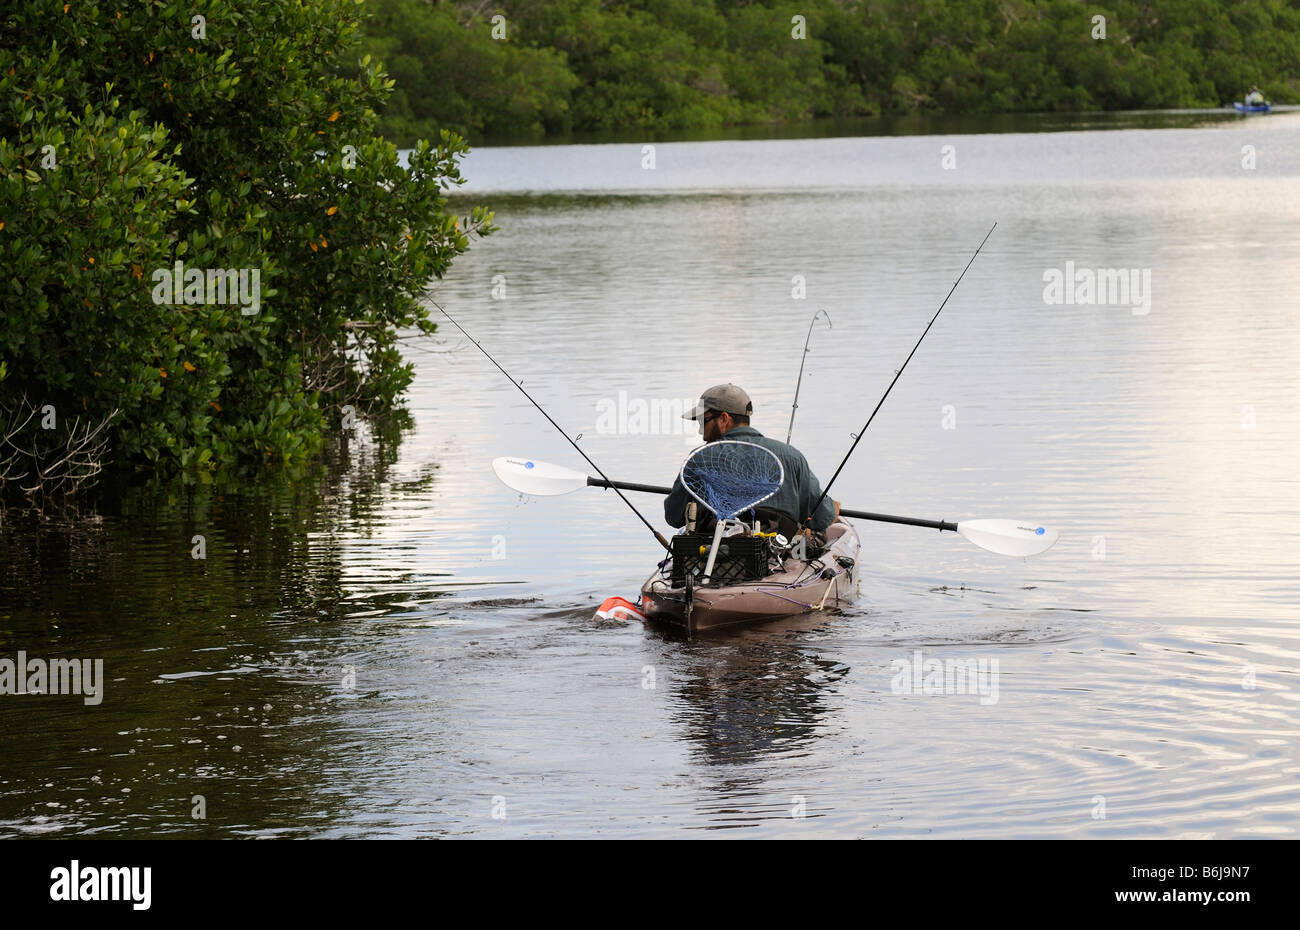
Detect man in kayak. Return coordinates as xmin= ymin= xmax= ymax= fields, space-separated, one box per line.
xmin=1245 ymin=86 xmax=1265 ymax=105
xmin=664 ymin=383 xmax=837 ymax=537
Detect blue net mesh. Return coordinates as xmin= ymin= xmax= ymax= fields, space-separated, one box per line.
xmin=681 ymin=441 xmax=784 ymax=520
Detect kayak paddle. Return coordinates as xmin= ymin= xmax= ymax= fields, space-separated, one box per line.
xmin=491 ymin=456 xmax=1059 ymax=558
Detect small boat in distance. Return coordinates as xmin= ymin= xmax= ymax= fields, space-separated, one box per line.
xmin=1237 ymin=87 xmax=1270 ymax=113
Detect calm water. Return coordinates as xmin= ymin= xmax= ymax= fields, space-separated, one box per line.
xmin=3 ymin=112 xmax=1299 ymax=837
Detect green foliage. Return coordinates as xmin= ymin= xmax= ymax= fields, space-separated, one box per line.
xmin=360 ymin=0 xmax=1300 ymax=144
xmin=0 ymin=0 xmax=493 ymax=497
xmin=363 ymin=0 xmax=578 ymax=138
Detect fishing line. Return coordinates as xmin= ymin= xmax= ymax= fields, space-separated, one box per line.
xmin=433 ymin=300 xmax=670 ymax=550
xmin=804 ymin=222 xmax=997 ymax=525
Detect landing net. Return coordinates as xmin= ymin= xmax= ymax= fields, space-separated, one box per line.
xmin=680 ymin=440 xmax=784 ymax=520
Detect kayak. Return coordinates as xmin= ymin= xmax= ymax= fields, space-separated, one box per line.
xmin=639 ymin=517 xmax=861 ymax=633
xmin=491 ymin=454 xmax=1057 ymax=633
xmin=1234 ymin=102 xmax=1270 ymax=112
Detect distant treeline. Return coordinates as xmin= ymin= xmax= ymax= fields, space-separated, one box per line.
xmin=358 ymin=0 xmax=1300 ymax=143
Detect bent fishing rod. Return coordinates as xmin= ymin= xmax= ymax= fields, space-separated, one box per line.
xmin=434 ymin=300 xmax=671 ymax=550
xmin=803 ymin=222 xmax=997 ymax=527
xmin=787 ymin=309 xmax=831 ymax=444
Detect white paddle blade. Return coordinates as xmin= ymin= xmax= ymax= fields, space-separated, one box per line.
xmin=956 ymin=519 xmax=1059 ymax=557
xmin=492 ymin=457 xmax=588 ymax=496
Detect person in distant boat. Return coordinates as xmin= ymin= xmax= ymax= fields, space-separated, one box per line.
xmin=1245 ymin=86 xmax=1265 ymax=105
xmin=664 ymin=383 xmax=837 ymax=537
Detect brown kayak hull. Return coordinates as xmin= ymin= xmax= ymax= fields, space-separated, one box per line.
xmin=639 ymin=519 xmax=861 ymax=634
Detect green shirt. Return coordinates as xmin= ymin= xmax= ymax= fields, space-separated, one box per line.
xmin=664 ymin=425 xmax=837 ymax=532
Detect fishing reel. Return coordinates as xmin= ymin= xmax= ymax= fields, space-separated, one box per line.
xmin=752 ymin=530 xmax=786 ymax=559
xmin=758 ymin=531 xmax=822 ymax=561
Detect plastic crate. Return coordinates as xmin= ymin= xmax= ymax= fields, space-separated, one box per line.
xmin=670 ymin=533 xmax=769 ymax=586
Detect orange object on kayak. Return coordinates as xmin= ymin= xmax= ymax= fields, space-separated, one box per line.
xmin=594 ymin=597 xmax=647 ymax=623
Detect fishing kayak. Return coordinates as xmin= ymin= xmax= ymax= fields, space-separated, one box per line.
xmin=639 ymin=517 xmax=861 ymax=633
xmin=1234 ymin=101 xmax=1270 ymax=112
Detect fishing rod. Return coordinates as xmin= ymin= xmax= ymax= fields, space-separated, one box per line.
xmin=804 ymin=222 xmax=997 ymax=526
xmin=433 ymin=300 xmax=671 ymax=550
xmin=787 ymin=309 xmax=831 ymax=444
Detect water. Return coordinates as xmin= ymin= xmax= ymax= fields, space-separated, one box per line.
xmin=3 ymin=112 xmax=1299 ymax=837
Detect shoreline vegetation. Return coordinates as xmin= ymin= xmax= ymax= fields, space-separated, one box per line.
xmin=4 ymin=0 xmax=1296 ymax=504
xmin=360 ymin=0 xmax=1300 ymax=148
xmin=1 ymin=0 xmax=493 ymax=504
xmin=437 ymin=107 xmax=1292 ymax=151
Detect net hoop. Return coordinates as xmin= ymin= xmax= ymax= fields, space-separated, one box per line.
xmin=679 ymin=440 xmax=784 ymax=521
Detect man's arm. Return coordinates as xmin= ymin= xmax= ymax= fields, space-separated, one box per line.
xmin=801 ymin=462 xmax=838 ymax=532
xmin=664 ymin=475 xmax=689 ymax=529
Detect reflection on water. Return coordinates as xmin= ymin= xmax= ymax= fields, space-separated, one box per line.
xmin=0 ymin=429 xmax=429 ymax=837
xmin=663 ymin=616 xmax=849 ymax=769
xmin=3 ymin=114 xmax=1299 ymax=837
xmin=475 ymin=107 xmax=1289 ymax=148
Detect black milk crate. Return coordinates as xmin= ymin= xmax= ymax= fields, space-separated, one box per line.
xmin=671 ymin=533 xmax=768 ymax=587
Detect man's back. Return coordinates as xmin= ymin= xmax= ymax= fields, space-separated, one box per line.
xmin=665 ymin=425 xmax=836 ymax=531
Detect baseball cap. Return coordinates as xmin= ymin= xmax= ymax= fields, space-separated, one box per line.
xmin=683 ymin=383 xmax=753 ymax=420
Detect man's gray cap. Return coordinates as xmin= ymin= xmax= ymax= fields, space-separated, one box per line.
xmin=683 ymin=384 xmax=753 ymax=420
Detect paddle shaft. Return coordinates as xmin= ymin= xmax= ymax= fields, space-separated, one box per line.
xmin=585 ymin=476 xmax=958 ymax=533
